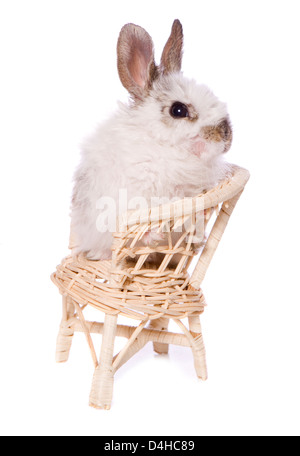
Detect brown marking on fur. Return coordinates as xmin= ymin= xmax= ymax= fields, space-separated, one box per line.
xmin=160 ymin=19 xmax=183 ymax=74
xmin=186 ymin=103 xmax=198 ymax=121
xmin=202 ymin=118 xmax=232 ymax=152
xmin=117 ymin=24 xmax=158 ymax=100
xmin=202 ymin=125 xmax=222 ymax=142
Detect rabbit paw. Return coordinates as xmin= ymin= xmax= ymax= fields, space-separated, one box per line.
xmin=186 ymin=233 xmax=207 ymax=245
xmin=143 ymin=230 xmax=166 ymax=246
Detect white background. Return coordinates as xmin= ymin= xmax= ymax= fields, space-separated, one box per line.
xmin=1 ymin=0 xmax=300 ymax=436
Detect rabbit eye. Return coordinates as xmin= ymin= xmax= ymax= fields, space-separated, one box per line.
xmin=170 ymin=102 xmax=189 ymax=118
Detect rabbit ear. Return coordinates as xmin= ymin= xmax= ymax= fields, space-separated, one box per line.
xmin=117 ymin=24 xmax=158 ymax=100
xmin=160 ymin=19 xmax=183 ymax=74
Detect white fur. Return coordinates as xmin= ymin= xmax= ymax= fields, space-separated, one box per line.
xmin=71 ymin=73 xmax=231 ymax=259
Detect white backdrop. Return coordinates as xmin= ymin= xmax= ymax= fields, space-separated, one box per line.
xmin=1 ymin=0 xmax=300 ymax=436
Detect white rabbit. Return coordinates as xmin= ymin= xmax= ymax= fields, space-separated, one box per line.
xmin=71 ymin=20 xmax=232 ymax=260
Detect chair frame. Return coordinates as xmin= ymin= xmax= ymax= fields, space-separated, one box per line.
xmin=52 ymin=165 xmax=249 ymax=409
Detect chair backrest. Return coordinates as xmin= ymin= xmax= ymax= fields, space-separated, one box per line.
xmin=111 ymin=165 xmax=250 ymax=289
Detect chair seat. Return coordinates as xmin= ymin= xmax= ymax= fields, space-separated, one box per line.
xmin=52 ymin=254 xmax=206 ymax=321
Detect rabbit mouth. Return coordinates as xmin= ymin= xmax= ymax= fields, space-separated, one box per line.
xmin=190 ymin=134 xmax=228 ymax=158
xmin=190 ymin=136 xmax=207 ymax=157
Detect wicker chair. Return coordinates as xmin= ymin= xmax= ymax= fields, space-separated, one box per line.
xmin=51 ymin=164 xmax=249 ymax=409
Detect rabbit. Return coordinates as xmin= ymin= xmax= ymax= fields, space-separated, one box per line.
xmin=70 ymin=19 xmax=233 ymax=260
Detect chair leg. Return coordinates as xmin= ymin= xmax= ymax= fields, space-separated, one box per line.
xmin=188 ymin=315 xmax=208 ymax=380
xmin=148 ymin=317 xmax=169 ymax=354
xmin=55 ymin=296 xmax=75 ymax=363
xmin=89 ymin=314 xmax=118 ymax=410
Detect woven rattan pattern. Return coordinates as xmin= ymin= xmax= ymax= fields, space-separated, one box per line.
xmin=52 ymin=165 xmax=249 ymax=321
xmin=52 ymin=254 xmax=206 ymax=321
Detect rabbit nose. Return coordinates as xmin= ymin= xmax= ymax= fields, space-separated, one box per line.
xmin=201 ymin=119 xmax=232 ymax=154
xmin=218 ymin=119 xmax=232 ymax=153
xmin=217 ymin=119 xmax=232 ymax=142
xmin=201 ymin=118 xmax=232 ymax=143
